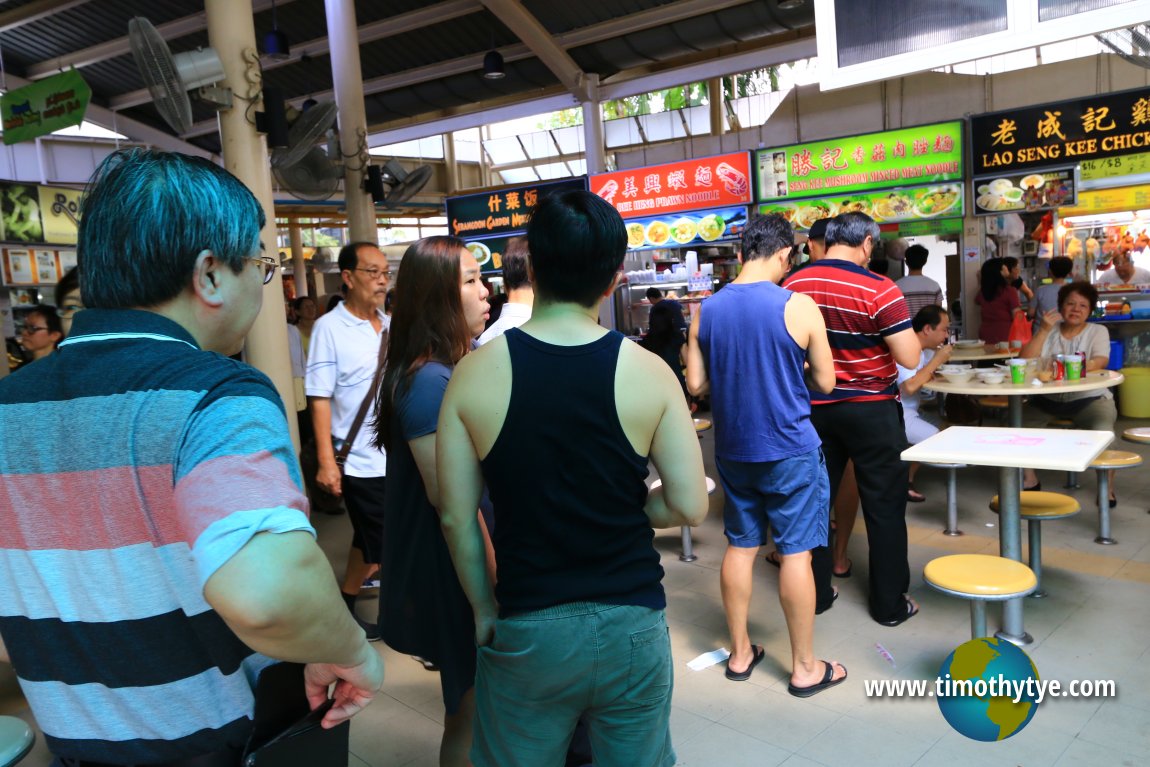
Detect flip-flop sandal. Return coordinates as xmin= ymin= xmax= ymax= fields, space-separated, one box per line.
xmin=907 ymin=486 xmax=926 ymax=503
xmin=788 ymin=660 xmax=848 ymax=698
xmin=815 ymin=588 xmax=839 ymax=615
xmin=726 ymin=645 xmax=766 ymax=681
xmin=833 ymin=558 xmax=852 ymax=578
xmin=877 ymin=600 xmax=920 ymax=627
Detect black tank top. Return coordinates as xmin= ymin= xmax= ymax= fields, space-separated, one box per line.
xmin=482 ymin=328 xmax=664 ymax=616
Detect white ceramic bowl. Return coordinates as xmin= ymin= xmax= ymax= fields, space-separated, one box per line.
xmin=938 ymin=364 xmax=973 ymax=375
xmin=977 ymin=371 xmax=1006 ymax=384
xmin=938 ymin=369 xmax=976 ymax=383
xmin=954 ymin=339 xmax=983 ymax=349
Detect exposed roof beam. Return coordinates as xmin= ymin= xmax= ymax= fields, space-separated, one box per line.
xmin=182 ymin=0 xmax=759 ymax=138
xmin=480 ymin=0 xmax=588 ymax=99
xmin=0 ymin=0 xmax=96 ymax=35
xmin=365 ymin=36 xmax=814 ymax=147
xmin=25 ymin=0 xmax=303 ymax=79
xmin=0 ymin=73 xmax=214 ymax=159
xmin=107 ymin=0 xmax=480 ymax=111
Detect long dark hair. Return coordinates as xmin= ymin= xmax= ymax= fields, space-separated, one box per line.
xmin=372 ymin=236 xmax=472 ymax=450
xmin=980 ymin=257 xmax=1007 ymax=301
xmin=640 ymin=301 xmax=681 ymax=354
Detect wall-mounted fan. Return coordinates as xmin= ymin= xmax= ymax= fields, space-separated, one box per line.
xmin=272 ymin=101 xmax=339 ymax=169
xmin=1096 ymin=24 xmax=1150 ymax=70
xmin=128 ymin=17 xmax=226 ymax=134
xmin=367 ymin=158 xmax=433 ymax=207
xmin=273 ymin=146 xmax=341 ymax=201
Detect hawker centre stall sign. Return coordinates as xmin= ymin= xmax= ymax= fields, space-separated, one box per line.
xmin=1 ymin=69 xmax=91 ymax=145
xmin=446 ymin=177 xmax=587 ymax=239
xmin=970 ymin=87 xmax=1150 ymax=177
xmin=754 ymin=121 xmax=964 ymax=203
xmin=590 ymin=152 xmax=752 ymax=218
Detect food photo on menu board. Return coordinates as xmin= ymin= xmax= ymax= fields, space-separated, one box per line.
xmin=758 ymin=184 xmax=964 ymax=231
xmin=623 ymin=207 xmax=747 ymax=250
xmin=972 ymin=168 xmax=1077 ymax=215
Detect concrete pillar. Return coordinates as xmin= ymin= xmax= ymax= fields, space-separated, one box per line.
xmin=325 ymin=0 xmax=376 ymax=243
xmin=205 ymin=0 xmax=299 ymax=450
xmin=582 ymin=74 xmax=604 ymax=174
xmin=709 ymin=78 xmax=724 ymax=137
xmin=289 ymin=221 xmax=307 ymax=297
xmin=443 ymin=134 xmax=458 ymax=195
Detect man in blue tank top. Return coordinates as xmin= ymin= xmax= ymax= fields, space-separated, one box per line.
xmin=437 ymin=191 xmax=709 ymax=767
xmin=686 ymin=213 xmax=847 ymax=697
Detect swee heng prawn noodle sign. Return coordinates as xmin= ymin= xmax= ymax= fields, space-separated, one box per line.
xmin=590 ymin=152 xmax=752 ymax=219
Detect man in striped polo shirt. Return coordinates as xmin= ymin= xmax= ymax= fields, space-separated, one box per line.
xmin=0 ymin=149 xmax=384 ymax=766
xmin=783 ymin=212 xmax=923 ymax=627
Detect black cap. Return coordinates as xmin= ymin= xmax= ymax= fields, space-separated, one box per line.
xmin=808 ymin=217 xmax=829 ymax=241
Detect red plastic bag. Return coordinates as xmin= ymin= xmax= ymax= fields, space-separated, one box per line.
xmin=1008 ymin=311 xmax=1032 ymax=346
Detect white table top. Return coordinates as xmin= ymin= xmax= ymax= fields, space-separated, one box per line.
xmin=948 ymin=345 xmax=1015 ymax=362
xmin=924 ymin=369 xmax=1123 ymax=397
xmin=901 ymin=426 xmax=1114 ymax=472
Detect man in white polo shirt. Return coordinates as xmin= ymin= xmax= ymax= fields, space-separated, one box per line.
xmin=307 ymin=241 xmax=391 ymax=639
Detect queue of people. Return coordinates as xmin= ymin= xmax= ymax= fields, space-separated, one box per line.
xmin=0 ymin=147 xmax=1131 ymax=767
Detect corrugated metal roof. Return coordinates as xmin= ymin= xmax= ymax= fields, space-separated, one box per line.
xmin=0 ymin=0 xmax=813 ymax=154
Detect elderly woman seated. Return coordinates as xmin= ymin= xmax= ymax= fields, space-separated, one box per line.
xmin=1019 ymin=281 xmax=1117 ymax=504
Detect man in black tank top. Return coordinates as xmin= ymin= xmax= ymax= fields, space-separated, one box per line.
xmin=437 ymin=191 xmax=709 ymax=767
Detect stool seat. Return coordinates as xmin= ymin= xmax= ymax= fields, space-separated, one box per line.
xmin=923 ymin=461 xmax=967 ymax=469
xmin=0 ymin=715 xmax=34 ymax=767
xmin=1122 ymin=427 xmax=1150 ymax=444
xmin=1090 ymin=450 xmax=1143 ymax=469
xmin=978 ymin=396 xmax=1009 ymax=409
xmin=692 ymin=418 xmax=712 ymax=434
xmin=1048 ymin=418 xmax=1076 ymax=428
xmin=924 ymin=554 xmax=1038 ymax=597
xmin=990 ymin=491 xmax=1081 ymax=519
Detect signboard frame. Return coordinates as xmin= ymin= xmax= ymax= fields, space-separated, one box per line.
xmin=589 ymin=151 xmax=752 ymax=219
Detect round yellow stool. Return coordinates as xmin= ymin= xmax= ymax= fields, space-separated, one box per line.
xmin=1089 ymin=450 xmax=1143 ymax=544
xmin=990 ymin=491 xmax=1080 ymax=598
xmin=924 ymin=554 xmax=1037 ymax=639
xmin=1122 ymin=427 xmax=1150 ymax=444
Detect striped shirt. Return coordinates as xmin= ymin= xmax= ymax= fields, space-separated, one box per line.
xmin=0 ymin=309 xmax=313 ymax=764
xmin=894 ymin=274 xmax=944 ymax=317
xmin=783 ymin=259 xmax=912 ymax=404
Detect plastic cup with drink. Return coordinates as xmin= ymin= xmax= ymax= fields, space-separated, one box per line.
xmin=1009 ymin=358 xmax=1028 ymax=384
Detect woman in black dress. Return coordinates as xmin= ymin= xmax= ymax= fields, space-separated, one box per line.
xmin=372 ymin=236 xmax=491 ymax=767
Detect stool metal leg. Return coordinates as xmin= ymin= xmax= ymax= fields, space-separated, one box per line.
xmin=970 ymin=601 xmax=987 ymax=639
xmin=943 ymin=467 xmax=962 ymax=536
xmin=679 ymin=526 xmax=697 ymax=562
xmin=1028 ymin=520 xmax=1046 ymax=598
xmin=1095 ymin=469 xmax=1116 ymax=545
xmin=1064 ymin=471 xmax=1079 ymax=489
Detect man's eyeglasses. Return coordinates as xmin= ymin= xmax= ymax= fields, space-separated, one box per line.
xmin=354 ymin=267 xmax=392 ymax=282
xmin=20 ymin=325 xmax=49 ymax=334
xmin=247 ymin=255 xmax=280 ymax=285
xmin=56 ymin=303 xmax=84 ymax=319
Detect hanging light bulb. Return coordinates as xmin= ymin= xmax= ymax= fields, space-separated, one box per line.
xmin=483 ymin=50 xmax=505 ymax=80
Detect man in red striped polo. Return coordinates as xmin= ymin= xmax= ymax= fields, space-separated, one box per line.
xmin=783 ymin=212 xmax=923 ymax=626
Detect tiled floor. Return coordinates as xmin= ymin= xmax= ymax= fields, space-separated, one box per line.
xmin=4 ymin=417 xmax=1150 ymax=766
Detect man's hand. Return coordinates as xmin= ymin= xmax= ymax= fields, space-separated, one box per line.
xmin=303 ymin=644 xmax=385 ymax=728
xmin=933 ymin=345 xmax=953 ymax=364
xmin=316 ymin=462 xmax=342 ymax=497
xmin=474 ymin=608 xmax=497 ymax=648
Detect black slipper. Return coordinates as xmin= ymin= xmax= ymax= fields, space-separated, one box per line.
xmin=833 ymin=559 xmax=852 ymax=578
xmin=1023 ymin=481 xmax=1041 ymax=492
xmin=907 ymin=486 xmax=926 ymax=503
xmin=725 ymin=645 xmax=766 ymax=681
xmin=765 ymin=550 xmax=781 ymax=568
xmin=815 ymin=588 xmax=839 ymax=615
xmin=788 ymin=660 xmax=848 ymax=698
xmin=876 ymin=600 xmax=919 ymax=627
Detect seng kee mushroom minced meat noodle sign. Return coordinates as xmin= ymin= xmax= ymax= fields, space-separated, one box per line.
xmin=754 ymin=121 xmax=966 ymax=231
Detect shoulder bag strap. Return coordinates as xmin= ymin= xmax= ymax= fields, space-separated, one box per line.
xmin=335 ymin=328 xmax=389 ymax=466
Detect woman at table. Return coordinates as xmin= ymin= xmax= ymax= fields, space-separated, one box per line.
xmin=372 ymin=235 xmax=490 ymax=766
xmin=975 ymin=257 xmax=1021 ymax=345
xmin=1020 ymin=281 xmax=1117 ymax=503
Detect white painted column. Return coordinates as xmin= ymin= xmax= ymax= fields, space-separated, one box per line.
xmin=289 ymin=221 xmax=307 ymax=296
xmin=581 ymin=74 xmax=604 ymax=174
xmin=205 ymin=0 xmax=299 ymax=450
xmin=325 ymin=0 xmax=377 ymax=243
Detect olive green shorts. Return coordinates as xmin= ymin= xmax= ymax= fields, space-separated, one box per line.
xmin=471 ymin=602 xmax=675 ymax=767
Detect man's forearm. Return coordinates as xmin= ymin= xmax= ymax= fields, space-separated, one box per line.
xmin=310 ymin=397 xmax=338 ymax=466
xmin=441 ymin=513 xmax=497 ymax=619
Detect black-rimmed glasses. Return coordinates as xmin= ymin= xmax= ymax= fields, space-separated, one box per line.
xmin=247 ymin=255 xmax=280 ymax=285
xmin=353 ymin=267 xmax=392 ymax=282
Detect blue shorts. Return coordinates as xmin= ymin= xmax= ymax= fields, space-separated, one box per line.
xmin=716 ymin=448 xmax=830 ymax=552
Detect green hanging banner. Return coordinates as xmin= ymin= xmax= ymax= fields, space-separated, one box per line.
xmin=2 ymin=69 xmax=92 ymax=145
